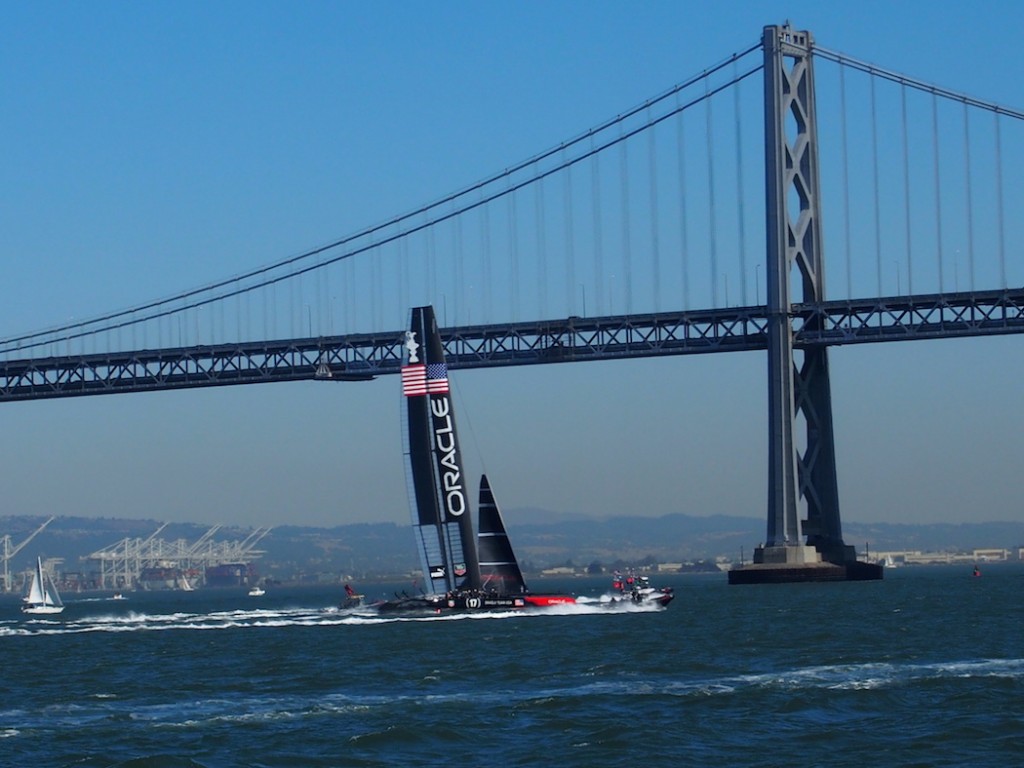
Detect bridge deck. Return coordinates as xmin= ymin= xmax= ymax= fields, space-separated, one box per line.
xmin=2 ymin=288 xmax=1022 ymax=402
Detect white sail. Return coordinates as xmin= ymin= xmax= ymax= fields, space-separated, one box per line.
xmin=25 ymin=566 xmax=46 ymax=604
xmin=22 ymin=557 xmax=64 ymax=615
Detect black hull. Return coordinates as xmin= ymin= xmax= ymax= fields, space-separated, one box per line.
xmin=374 ymin=591 xmax=575 ymax=614
xmin=646 ymin=591 xmax=674 ymax=608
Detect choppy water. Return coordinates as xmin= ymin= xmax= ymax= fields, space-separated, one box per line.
xmin=2 ymin=565 xmax=1021 ymax=767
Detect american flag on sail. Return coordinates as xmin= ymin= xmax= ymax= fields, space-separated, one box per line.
xmin=401 ymin=362 xmax=450 ymax=396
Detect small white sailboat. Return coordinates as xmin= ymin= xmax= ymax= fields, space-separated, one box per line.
xmin=22 ymin=557 xmax=65 ymax=615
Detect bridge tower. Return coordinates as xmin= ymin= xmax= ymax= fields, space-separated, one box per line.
xmin=730 ymin=24 xmax=881 ymax=583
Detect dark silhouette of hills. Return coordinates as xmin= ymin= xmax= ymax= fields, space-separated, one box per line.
xmin=2 ymin=513 xmax=1021 ymax=583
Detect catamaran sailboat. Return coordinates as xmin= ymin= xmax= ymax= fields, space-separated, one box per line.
xmin=374 ymin=305 xmax=576 ymax=614
xmin=22 ymin=556 xmax=65 ymax=615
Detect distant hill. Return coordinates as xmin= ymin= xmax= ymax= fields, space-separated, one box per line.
xmin=2 ymin=513 xmax=1022 ymax=583
xmin=507 ymin=514 xmax=1024 ymax=567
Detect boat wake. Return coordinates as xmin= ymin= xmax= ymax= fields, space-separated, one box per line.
xmin=0 ymin=599 xmax=661 ymax=635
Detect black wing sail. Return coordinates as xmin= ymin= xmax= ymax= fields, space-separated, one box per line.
xmin=401 ymin=306 xmax=481 ymax=595
xmin=477 ymin=474 xmax=527 ymax=594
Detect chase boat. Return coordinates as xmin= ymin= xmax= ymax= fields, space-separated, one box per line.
xmin=607 ymin=571 xmax=674 ymax=608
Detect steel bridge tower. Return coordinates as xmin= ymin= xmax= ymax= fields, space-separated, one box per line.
xmin=730 ymin=24 xmax=881 ymax=583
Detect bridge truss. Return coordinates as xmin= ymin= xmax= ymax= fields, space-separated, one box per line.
xmin=0 ymin=288 xmax=1021 ymax=402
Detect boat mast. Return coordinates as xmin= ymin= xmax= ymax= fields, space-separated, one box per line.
xmin=402 ymin=306 xmax=481 ymax=592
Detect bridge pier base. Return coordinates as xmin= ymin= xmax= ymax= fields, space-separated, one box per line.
xmin=753 ymin=544 xmax=820 ymax=565
xmin=728 ymin=544 xmax=883 ymax=584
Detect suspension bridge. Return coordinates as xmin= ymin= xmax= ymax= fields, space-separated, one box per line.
xmin=2 ymin=24 xmax=1022 ymax=582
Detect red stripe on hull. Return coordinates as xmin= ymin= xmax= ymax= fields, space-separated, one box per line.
xmin=523 ymin=595 xmax=576 ymax=607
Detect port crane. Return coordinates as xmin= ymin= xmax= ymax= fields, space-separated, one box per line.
xmin=1 ymin=516 xmax=55 ymax=592
xmin=87 ymin=523 xmax=272 ymax=589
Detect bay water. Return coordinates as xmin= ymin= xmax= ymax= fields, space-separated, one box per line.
xmin=2 ymin=565 xmax=1021 ymax=767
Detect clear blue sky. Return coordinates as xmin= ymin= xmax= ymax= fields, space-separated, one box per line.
xmin=2 ymin=1 xmax=1023 ymax=531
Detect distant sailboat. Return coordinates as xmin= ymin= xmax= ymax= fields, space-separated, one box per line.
xmin=22 ymin=557 xmax=64 ymax=615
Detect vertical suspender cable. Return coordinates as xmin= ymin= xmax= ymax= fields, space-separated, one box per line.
xmin=932 ymin=91 xmax=945 ymax=292
xmin=901 ymin=83 xmax=913 ymax=295
xmin=962 ymin=100 xmax=975 ymax=290
xmin=563 ymin=149 xmax=576 ymax=314
xmin=347 ymin=252 xmax=356 ymax=332
xmin=870 ymin=74 xmax=882 ymax=296
xmin=426 ymin=224 xmax=437 ymax=311
xmin=994 ymin=113 xmax=1006 ymax=288
xmin=620 ymin=135 xmax=632 ymax=314
xmin=323 ymin=254 xmax=331 ymax=335
xmin=313 ymin=257 xmax=321 ymax=335
xmin=535 ymin=169 xmax=547 ymax=318
xmin=371 ymin=241 xmax=380 ymax=331
xmin=481 ymin=204 xmax=491 ymax=323
xmin=290 ymin=278 xmax=296 ymax=338
xmin=840 ymin=61 xmax=852 ymax=299
xmin=399 ymin=234 xmax=409 ymax=325
xmin=733 ymin=62 xmax=748 ymax=305
xmin=296 ymin=265 xmax=302 ymax=337
xmin=325 ymin=258 xmax=333 ymax=335
xmin=706 ymin=83 xmax=719 ymax=308
xmin=454 ymin=213 xmax=464 ymax=326
xmin=508 ymin=190 xmax=519 ymax=320
xmin=676 ymin=105 xmax=691 ymax=309
xmin=592 ymin=137 xmax=605 ymax=315
xmin=648 ymin=107 xmax=661 ymax=313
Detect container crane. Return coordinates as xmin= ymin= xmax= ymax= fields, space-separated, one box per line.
xmin=1 ymin=516 xmax=55 ymax=592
